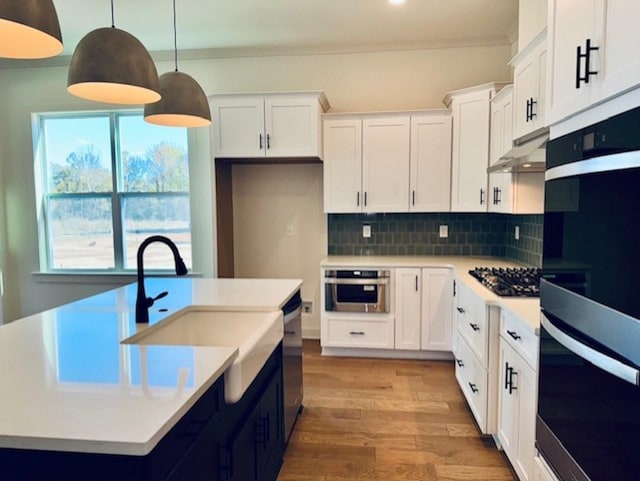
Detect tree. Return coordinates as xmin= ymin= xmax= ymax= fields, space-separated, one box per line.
xmin=51 ymin=144 xmax=111 ymax=193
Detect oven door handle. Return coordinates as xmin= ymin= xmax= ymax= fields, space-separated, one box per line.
xmin=324 ymin=278 xmax=389 ymax=285
xmin=541 ymin=313 xmax=640 ymax=386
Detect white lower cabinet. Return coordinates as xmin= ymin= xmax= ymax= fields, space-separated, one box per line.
xmin=452 ymin=280 xmax=500 ymax=434
xmin=321 ymin=266 xmax=453 ymax=356
xmin=395 ymin=267 xmax=454 ymax=351
xmin=498 ymin=309 xmax=539 ymax=481
xmin=533 ymin=455 xmax=560 ymax=481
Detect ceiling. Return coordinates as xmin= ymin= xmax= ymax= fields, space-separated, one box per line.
xmin=45 ymin=0 xmax=517 ymax=60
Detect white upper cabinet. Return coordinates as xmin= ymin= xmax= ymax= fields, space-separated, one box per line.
xmin=489 ymin=85 xmax=514 ymax=166
xmin=445 ymin=83 xmax=505 ymax=213
xmin=547 ymin=1 xmax=640 ymax=125
xmin=211 ymin=92 xmax=328 ymax=159
xmin=511 ymin=30 xmax=547 ymax=140
xmin=322 ymin=118 xmax=363 ymax=213
xmin=409 ymin=112 xmax=452 ymax=212
xmin=323 ymin=111 xmax=450 ymax=214
xmin=362 ymin=116 xmax=411 ymax=213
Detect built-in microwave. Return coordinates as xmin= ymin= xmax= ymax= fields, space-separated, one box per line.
xmin=538 ymin=105 xmax=640 ymax=481
xmin=324 ymin=269 xmax=390 ymax=313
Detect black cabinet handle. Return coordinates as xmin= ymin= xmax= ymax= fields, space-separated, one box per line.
xmin=357 ymin=191 xmax=360 ymax=207
xmin=266 ymin=133 xmax=271 ymax=149
xmin=525 ymin=98 xmax=531 ymax=122
xmin=415 ymin=275 xmax=419 ymax=292
xmin=508 ymin=368 xmax=518 ymax=395
xmin=469 ymin=323 xmax=480 ymax=332
xmin=457 ymin=307 xmax=465 ymax=313
xmin=504 ymin=362 xmax=511 ymax=390
xmin=349 ymin=331 xmax=365 ymax=336
xmin=507 ymin=330 xmax=521 ymax=341
xmin=576 ymin=38 xmax=599 ymax=88
xmin=492 ymin=187 xmax=497 ymax=205
xmin=255 ymin=414 xmax=270 ymax=449
xmin=529 ymin=98 xmax=537 ymax=120
xmin=469 ymin=382 xmax=479 ymax=394
xmin=480 ymin=188 xmax=485 ymax=205
xmin=453 ymin=279 xmax=457 ymax=297
xmin=412 ymin=190 xmax=416 ymax=206
xmin=259 ymin=133 xmax=263 ymax=150
xmin=496 ymin=187 xmax=502 ymax=204
xmin=364 ymin=191 xmax=368 ymax=207
xmin=456 ymin=358 xmax=464 ymax=367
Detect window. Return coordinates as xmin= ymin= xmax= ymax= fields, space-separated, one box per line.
xmin=35 ymin=112 xmax=192 ymax=272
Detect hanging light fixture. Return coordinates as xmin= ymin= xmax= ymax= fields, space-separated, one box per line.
xmin=0 ymin=0 xmax=63 ymax=59
xmin=67 ymin=0 xmax=160 ymax=105
xmin=144 ymin=0 xmax=211 ymax=127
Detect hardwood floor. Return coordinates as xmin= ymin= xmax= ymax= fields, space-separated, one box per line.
xmin=278 ymin=340 xmax=516 ymax=481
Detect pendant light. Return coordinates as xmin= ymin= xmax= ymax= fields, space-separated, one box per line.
xmin=144 ymin=0 xmax=211 ymax=127
xmin=67 ymin=0 xmax=160 ymax=105
xmin=0 ymin=0 xmax=63 ymax=59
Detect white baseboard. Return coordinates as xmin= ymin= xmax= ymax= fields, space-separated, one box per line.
xmin=319 ymin=346 xmax=454 ymax=361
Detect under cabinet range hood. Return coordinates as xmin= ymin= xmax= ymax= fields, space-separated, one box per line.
xmin=488 ymin=130 xmax=549 ymax=173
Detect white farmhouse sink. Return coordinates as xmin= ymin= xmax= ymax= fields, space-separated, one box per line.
xmin=122 ymin=307 xmax=283 ymax=403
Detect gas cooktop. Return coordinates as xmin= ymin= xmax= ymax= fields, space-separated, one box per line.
xmin=468 ymin=267 xmax=541 ymax=297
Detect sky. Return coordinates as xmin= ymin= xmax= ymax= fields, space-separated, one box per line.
xmin=42 ymin=112 xmax=188 ymax=168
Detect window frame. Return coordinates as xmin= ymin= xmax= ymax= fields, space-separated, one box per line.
xmin=34 ymin=110 xmax=192 ymax=274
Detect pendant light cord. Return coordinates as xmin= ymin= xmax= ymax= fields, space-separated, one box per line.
xmin=173 ymin=0 xmax=179 ymax=72
xmin=110 ymin=0 xmax=115 ymax=27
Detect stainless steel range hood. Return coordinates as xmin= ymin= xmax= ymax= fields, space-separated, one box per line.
xmin=488 ymin=129 xmax=548 ymax=173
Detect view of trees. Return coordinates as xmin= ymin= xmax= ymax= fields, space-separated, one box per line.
xmin=49 ymin=141 xmax=189 ymax=194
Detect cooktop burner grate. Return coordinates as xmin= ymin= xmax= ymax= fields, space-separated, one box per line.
xmin=468 ymin=267 xmax=541 ymax=297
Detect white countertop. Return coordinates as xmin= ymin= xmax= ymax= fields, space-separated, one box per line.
xmin=0 ymin=277 xmax=301 ymax=456
xmin=322 ymin=255 xmax=541 ymax=333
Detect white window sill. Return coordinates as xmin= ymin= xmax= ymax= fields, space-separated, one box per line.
xmin=32 ymin=271 xmax=203 ymax=284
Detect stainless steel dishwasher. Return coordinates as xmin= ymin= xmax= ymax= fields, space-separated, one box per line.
xmin=282 ymin=291 xmax=303 ymax=442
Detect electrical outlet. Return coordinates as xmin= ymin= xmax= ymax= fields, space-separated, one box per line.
xmin=515 ymin=225 xmax=520 ymax=240
xmin=439 ymin=225 xmax=448 ymax=238
xmin=362 ymin=223 xmax=371 ymax=238
xmin=286 ymin=225 xmax=294 ymax=237
xmin=302 ymin=301 xmax=312 ymax=314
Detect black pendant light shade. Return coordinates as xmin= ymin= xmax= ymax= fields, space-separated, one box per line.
xmin=67 ymin=27 xmax=161 ymax=105
xmin=0 ymin=0 xmax=63 ymax=59
xmin=144 ymin=71 xmax=211 ymax=127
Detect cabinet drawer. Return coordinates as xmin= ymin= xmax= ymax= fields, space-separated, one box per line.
xmin=324 ymin=316 xmax=394 ymax=349
xmin=454 ymin=332 xmax=488 ymax=432
xmin=501 ymin=309 xmax=539 ymax=370
xmin=455 ymin=285 xmax=489 ymax=366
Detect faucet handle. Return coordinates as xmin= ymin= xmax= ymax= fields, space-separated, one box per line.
xmin=146 ymin=291 xmax=169 ymax=308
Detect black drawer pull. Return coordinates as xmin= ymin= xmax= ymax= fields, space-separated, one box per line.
xmin=456 ymin=358 xmax=464 ymax=367
xmin=284 ymin=330 xmax=296 ymax=336
xmin=349 ymin=331 xmax=365 ymax=336
xmin=469 ymin=382 xmax=479 ymax=394
xmin=469 ymin=323 xmax=480 ymax=332
xmin=507 ymin=330 xmax=521 ymax=341
xmin=457 ymin=307 xmax=465 ymax=313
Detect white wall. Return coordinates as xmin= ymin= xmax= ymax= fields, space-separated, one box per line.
xmin=518 ymin=0 xmax=547 ymax=51
xmin=0 ymin=43 xmax=512 ymax=328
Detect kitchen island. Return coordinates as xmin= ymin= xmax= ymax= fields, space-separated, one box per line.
xmin=0 ymin=277 xmax=301 ymax=481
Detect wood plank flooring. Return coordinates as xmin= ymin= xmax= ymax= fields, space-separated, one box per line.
xmin=278 ymin=340 xmax=516 ymax=481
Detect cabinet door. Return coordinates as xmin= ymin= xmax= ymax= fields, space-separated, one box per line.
xmin=420 ymin=268 xmax=453 ymax=351
xmin=547 ymin=0 xmax=599 ymax=125
xmin=497 ymin=339 xmax=518 ymax=464
xmin=490 ymin=95 xmax=505 ymax=166
xmin=323 ymin=119 xmax=363 ymax=213
xmin=264 ymin=97 xmax=321 ymax=158
xmin=450 ymin=90 xmax=491 ymax=212
xmin=362 ymin=116 xmax=410 ymax=213
xmin=488 ymin=172 xmax=514 ymax=214
xmin=513 ymin=53 xmax=538 ymax=139
xmin=211 ymin=96 xmax=265 ymax=158
xmin=409 ymin=114 xmax=452 ymax=212
xmin=498 ymin=339 xmax=538 ymax=481
xmin=254 ymin=366 xmax=284 ymax=481
xmin=395 ymin=268 xmax=422 ymax=350
xmin=596 ymin=1 xmax=640 ymax=102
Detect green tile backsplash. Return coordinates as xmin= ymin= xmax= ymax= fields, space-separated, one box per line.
xmin=328 ymin=213 xmax=543 ymax=267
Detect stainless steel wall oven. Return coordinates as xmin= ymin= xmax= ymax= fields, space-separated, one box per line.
xmin=324 ymin=270 xmax=390 ymax=313
xmin=539 ymin=106 xmax=640 ymax=481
